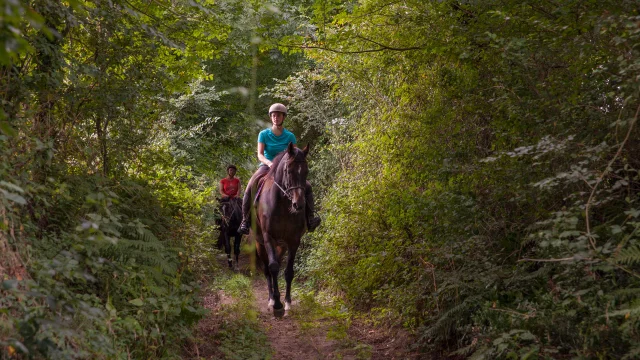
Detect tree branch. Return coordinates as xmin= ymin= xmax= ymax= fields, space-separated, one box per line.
xmin=585 ymin=103 xmax=640 ymax=251
xmin=354 ymin=34 xmax=424 ymax=51
xmin=276 ymin=41 xmax=425 ymax=54
xmin=518 ymin=257 xmax=584 ymax=262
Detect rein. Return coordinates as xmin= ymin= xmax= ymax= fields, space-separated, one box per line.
xmin=221 ymin=199 xmax=241 ymax=226
xmin=272 ymin=181 xmax=304 ymax=201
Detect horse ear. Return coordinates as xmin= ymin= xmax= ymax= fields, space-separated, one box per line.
xmin=287 ymin=142 xmax=295 ymax=156
xmin=302 ymin=144 xmax=310 ymax=156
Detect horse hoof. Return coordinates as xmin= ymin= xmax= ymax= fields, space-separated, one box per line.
xmin=273 ymin=306 xmax=285 ymax=318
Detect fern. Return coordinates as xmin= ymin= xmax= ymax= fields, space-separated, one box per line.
xmin=608 ymin=303 xmax=640 ymax=318
xmin=420 ymin=295 xmax=481 ymax=343
xmin=614 ymin=245 xmax=640 ymax=265
xmin=97 ymin=220 xmax=178 ymax=278
xmin=623 ymin=344 xmax=640 ymax=360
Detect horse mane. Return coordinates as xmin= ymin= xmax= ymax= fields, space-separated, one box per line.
xmin=267 ymin=146 xmax=307 ymax=182
xmin=267 ymin=151 xmax=287 ymax=178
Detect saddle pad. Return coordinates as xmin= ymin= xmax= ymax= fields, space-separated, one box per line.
xmin=253 ymin=174 xmax=269 ymax=204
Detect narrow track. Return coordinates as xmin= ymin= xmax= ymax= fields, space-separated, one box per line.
xmin=188 ymin=251 xmax=417 ymax=359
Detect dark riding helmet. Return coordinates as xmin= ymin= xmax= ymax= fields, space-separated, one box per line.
xmin=226 ymin=164 xmax=237 ymax=171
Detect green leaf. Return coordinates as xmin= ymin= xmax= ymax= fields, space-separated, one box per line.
xmin=519 ymin=331 xmax=536 ymax=341
xmin=0 ymin=121 xmax=16 ymax=136
xmin=0 ymin=181 xmax=25 ymax=193
xmin=610 ymin=225 xmax=623 ymax=234
xmin=2 ymin=280 xmax=18 ymax=290
xmin=129 ymin=298 xmax=144 ymax=306
xmin=1 ymin=189 xmax=26 ymax=205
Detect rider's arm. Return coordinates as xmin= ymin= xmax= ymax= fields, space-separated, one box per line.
xmin=219 ymin=180 xmax=227 ymax=197
xmin=257 ymin=142 xmax=273 ymax=167
xmin=235 ymin=179 xmax=242 ymax=197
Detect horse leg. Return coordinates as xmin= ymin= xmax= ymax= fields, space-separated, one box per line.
xmin=256 ymin=243 xmax=274 ymax=307
xmin=262 ymin=233 xmax=283 ymax=312
xmin=284 ymin=245 xmax=298 ymax=312
xmin=233 ymin=233 xmax=241 ymax=269
xmin=223 ymin=231 xmax=232 ymax=268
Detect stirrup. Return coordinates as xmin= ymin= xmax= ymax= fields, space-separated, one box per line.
xmin=238 ymin=220 xmax=250 ymax=235
xmin=307 ymin=216 xmax=321 ymax=232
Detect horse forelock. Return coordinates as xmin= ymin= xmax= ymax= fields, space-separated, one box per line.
xmin=292 ymin=148 xmax=307 ymax=162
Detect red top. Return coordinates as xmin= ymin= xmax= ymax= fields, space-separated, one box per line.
xmin=220 ymin=177 xmax=240 ymax=197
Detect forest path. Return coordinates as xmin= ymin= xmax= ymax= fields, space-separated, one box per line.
xmin=250 ymin=277 xmax=340 ymax=359
xmin=186 ymin=247 xmax=417 ymax=360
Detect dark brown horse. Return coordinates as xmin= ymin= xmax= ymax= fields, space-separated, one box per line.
xmin=251 ymin=142 xmax=309 ymax=315
xmin=217 ymin=197 xmax=242 ymax=269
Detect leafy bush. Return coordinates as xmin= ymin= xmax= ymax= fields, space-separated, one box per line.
xmin=294 ymin=0 xmax=640 ymax=358
xmin=0 ymin=168 xmax=211 ymax=358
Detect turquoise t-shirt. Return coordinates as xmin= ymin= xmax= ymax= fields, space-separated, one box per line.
xmin=258 ymin=128 xmax=297 ymax=166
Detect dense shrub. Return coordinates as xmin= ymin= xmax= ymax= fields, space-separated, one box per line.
xmin=291 ymin=1 xmax=640 ymax=358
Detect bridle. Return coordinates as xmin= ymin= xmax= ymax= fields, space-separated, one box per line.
xmin=221 ymin=199 xmax=241 ymax=226
xmin=273 ymin=158 xmax=306 ymax=201
xmin=273 ymin=181 xmax=305 ymax=201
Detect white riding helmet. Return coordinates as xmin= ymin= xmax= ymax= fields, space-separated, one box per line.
xmin=268 ymin=103 xmax=288 ymax=116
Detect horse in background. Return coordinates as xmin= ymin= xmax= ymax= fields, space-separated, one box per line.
xmin=251 ymin=142 xmax=310 ymax=316
xmin=217 ymin=197 xmax=242 ymax=269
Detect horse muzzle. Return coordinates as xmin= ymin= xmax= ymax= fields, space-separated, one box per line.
xmin=290 ymin=189 xmax=305 ymax=213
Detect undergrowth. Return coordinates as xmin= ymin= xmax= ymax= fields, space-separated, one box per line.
xmin=209 ymin=273 xmax=272 ymax=360
xmin=0 ymin=168 xmax=213 ymax=358
xmin=292 ymin=287 xmax=374 ymax=359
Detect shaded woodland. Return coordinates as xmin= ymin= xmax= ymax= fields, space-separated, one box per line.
xmin=1 ymin=0 xmax=639 ymax=358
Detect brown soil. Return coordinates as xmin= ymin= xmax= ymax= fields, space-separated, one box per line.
xmin=346 ymin=318 xmax=423 ymax=360
xmin=186 ymin=252 xmax=423 ymax=360
xmin=252 ymin=277 xmax=340 ymax=360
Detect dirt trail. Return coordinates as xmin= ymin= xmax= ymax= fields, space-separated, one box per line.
xmin=251 ymin=278 xmax=340 ymax=359
xmin=187 ymin=252 xmax=419 ymax=360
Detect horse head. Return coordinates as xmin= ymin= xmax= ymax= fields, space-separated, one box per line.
xmin=220 ymin=198 xmax=241 ymax=229
xmin=271 ymin=142 xmax=309 ymax=213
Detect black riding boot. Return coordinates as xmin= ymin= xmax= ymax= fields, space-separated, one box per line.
xmin=305 ymin=183 xmax=321 ymax=232
xmin=238 ymin=193 xmax=251 ymax=235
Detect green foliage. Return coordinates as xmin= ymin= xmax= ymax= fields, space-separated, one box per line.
xmin=1 ymin=0 xmax=317 ymax=357
xmin=6 ymin=0 xmax=640 ymax=358
xmin=293 ymin=0 xmax=640 ymax=358
xmin=209 ymin=273 xmax=272 ymax=360
xmin=0 ymin=174 xmax=209 ymax=358
xmin=291 ymin=287 xmax=374 ymax=359
xmin=0 ymin=0 xmax=284 ymax=357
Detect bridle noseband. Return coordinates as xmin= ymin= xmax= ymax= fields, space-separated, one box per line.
xmin=221 ymin=200 xmax=240 ymax=226
xmin=273 ymin=158 xmax=306 ymax=201
xmin=273 ymin=181 xmax=305 ymax=201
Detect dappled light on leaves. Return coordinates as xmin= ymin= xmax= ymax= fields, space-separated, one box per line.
xmin=2 ymin=0 xmax=640 ymax=358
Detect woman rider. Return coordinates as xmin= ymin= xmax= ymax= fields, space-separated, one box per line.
xmin=219 ymin=164 xmax=241 ymax=201
xmin=237 ymin=103 xmax=321 ymax=234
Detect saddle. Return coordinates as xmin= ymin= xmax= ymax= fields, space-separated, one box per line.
xmin=253 ymin=173 xmax=269 ymax=204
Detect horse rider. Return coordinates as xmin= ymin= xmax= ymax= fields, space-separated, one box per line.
xmin=237 ymin=103 xmax=321 ymax=235
xmin=219 ymin=164 xmax=242 ymax=203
